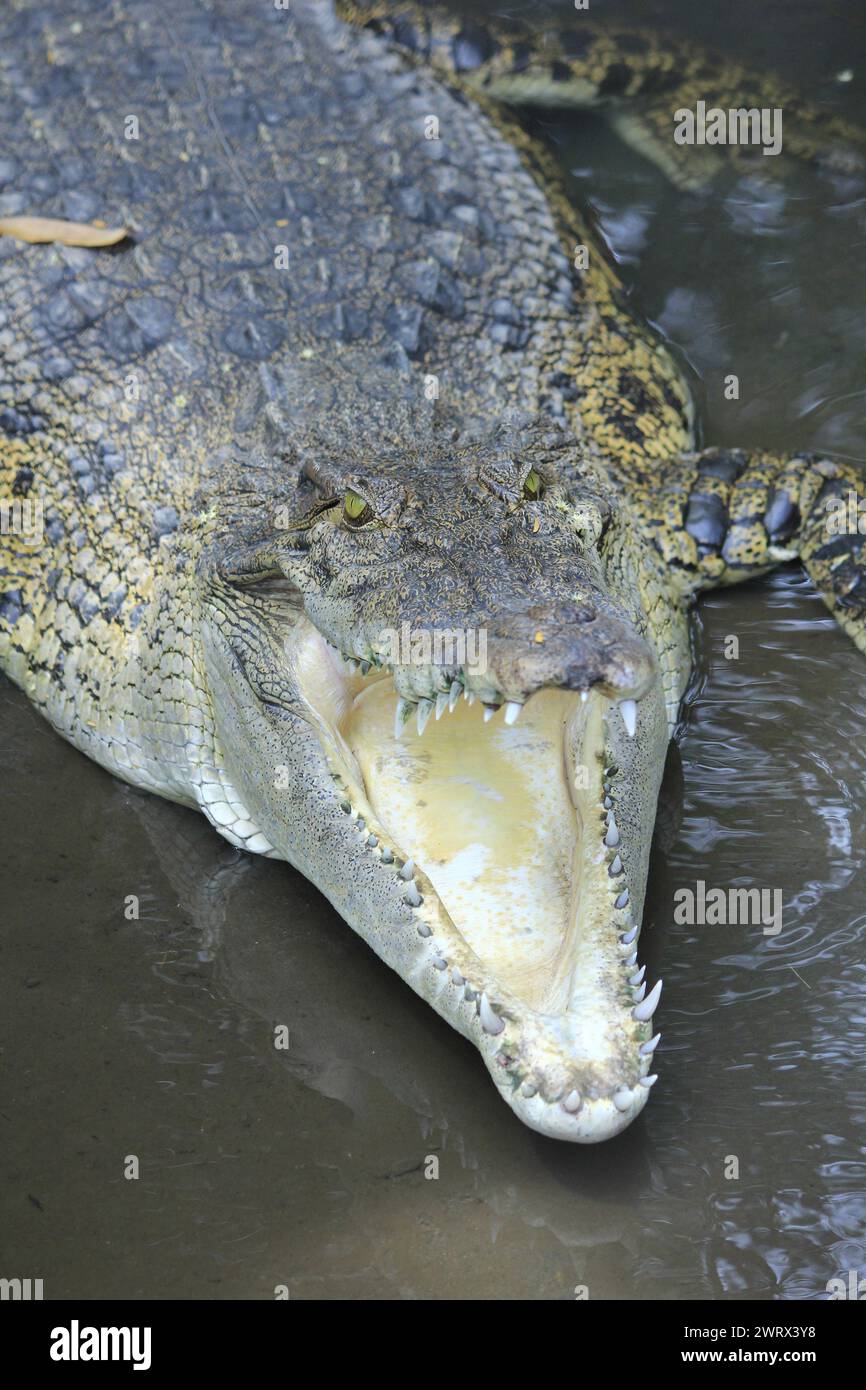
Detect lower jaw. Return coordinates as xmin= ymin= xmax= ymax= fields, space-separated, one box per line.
xmin=291 ymin=627 xmax=662 ymax=1142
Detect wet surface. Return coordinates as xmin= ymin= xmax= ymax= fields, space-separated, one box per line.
xmin=2 ymin=0 xmax=866 ymax=1299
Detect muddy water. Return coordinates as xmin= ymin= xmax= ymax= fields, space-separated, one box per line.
xmin=2 ymin=0 xmax=866 ymax=1300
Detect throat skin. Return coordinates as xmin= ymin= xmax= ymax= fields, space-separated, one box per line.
xmin=200 ymin=606 xmax=675 ymax=1142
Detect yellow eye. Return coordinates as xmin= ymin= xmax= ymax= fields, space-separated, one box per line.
xmin=523 ymin=468 xmax=543 ymax=499
xmin=342 ymin=488 xmax=372 ymax=526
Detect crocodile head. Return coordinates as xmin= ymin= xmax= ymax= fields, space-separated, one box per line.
xmin=201 ymin=403 xmax=670 ymax=1141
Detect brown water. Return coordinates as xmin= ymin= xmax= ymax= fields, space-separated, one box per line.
xmin=2 ymin=0 xmax=866 ymax=1300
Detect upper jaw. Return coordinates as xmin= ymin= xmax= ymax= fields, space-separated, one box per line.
xmin=285 ymin=619 xmax=668 ymax=1143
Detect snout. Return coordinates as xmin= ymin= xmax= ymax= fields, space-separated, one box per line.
xmin=480 ymin=600 xmax=658 ymax=704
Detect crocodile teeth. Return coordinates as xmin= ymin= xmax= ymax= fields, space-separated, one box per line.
xmin=405 ymin=883 xmax=422 ymax=907
xmin=435 ymin=691 xmax=449 ymax=720
xmin=346 ymin=658 xmax=359 ymax=675
xmin=395 ymin=697 xmax=413 ymax=739
xmin=633 ymin=982 xmax=647 ymax=1002
xmin=417 ymin=698 xmax=433 ymax=735
xmin=359 ymin=660 xmax=371 ymax=675
xmin=640 ymin=1033 xmax=661 ymax=1056
xmin=399 ymin=858 xmax=415 ymax=880
xmin=504 ymin=701 xmax=522 ymax=726
xmin=604 ymin=821 xmax=620 ymax=848
xmin=562 ymin=1089 xmax=582 ymax=1113
xmin=640 ymin=1074 xmax=658 ymax=1088
xmin=629 ymin=965 xmax=646 ymax=986
xmin=449 ymin=680 xmax=462 ymax=712
xmin=614 ymin=889 xmax=630 ymax=910
xmin=466 ymin=691 xmax=476 ymax=706
xmin=483 ymin=704 xmax=498 ymax=723
xmin=620 ymin=699 xmax=637 ymax=737
xmin=633 ymin=979 xmax=662 ymax=1022
xmin=479 ymin=991 xmax=505 ymax=1035
xmin=612 ymin=1087 xmax=632 ymax=1113
xmin=608 ymin=854 xmax=623 ymax=876
xmin=620 ymin=926 xmax=638 ymax=946
xmin=580 ymin=689 xmax=588 ymax=703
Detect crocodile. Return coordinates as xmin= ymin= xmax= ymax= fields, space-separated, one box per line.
xmin=2 ymin=0 xmax=865 ymax=1142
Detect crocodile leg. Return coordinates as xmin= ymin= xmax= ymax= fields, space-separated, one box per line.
xmin=337 ymin=0 xmax=866 ymax=187
xmin=629 ymin=447 xmax=866 ymax=651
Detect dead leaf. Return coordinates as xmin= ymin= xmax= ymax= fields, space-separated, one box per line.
xmin=0 ymin=216 xmax=129 ymax=247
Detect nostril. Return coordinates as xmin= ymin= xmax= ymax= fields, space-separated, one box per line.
xmin=558 ymin=602 xmax=597 ymax=626
xmin=526 ymin=601 xmax=596 ymax=627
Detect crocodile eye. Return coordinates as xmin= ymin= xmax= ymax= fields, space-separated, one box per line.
xmin=342 ymin=488 xmax=373 ymax=528
xmin=523 ymin=468 xmax=543 ymax=500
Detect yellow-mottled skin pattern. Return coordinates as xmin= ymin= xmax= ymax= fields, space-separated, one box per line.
xmin=2 ymin=0 xmax=866 ymax=820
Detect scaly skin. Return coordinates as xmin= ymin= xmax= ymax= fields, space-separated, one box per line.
xmin=2 ymin=0 xmax=865 ymax=1140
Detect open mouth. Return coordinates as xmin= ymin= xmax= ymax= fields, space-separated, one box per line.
xmin=286 ymin=620 xmax=663 ymax=1141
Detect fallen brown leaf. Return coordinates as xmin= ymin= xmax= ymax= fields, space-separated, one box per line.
xmin=0 ymin=216 xmax=129 ymax=247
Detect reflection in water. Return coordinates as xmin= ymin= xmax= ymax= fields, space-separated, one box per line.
xmin=2 ymin=0 xmax=866 ymax=1300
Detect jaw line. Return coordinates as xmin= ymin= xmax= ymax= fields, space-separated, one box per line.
xmin=284 ymin=617 xmax=661 ymax=1142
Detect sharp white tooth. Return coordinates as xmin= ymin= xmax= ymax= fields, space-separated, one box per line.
xmin=625 ymin=951 xmax=638 ymax=967
xmin=614 ymin=889 xmax=629 ymax=910
xmin=346 ymin=658 xmax=359 ymax=675
xmin=629 ymin=965 xmax=646 ymax=986
xmin=449 ymin=680 xmax=462 ymax=711
xmin=640 ymin=1033 xmax=661 ymax=1056
xmin=479 ymin=992 xmax=505 ymax=1035
xmin=504 ymin=701 xmax=522 ymax=726
xmin=608 ymin=853 xmax=623 ymax=876
xmin=435 ymin=692 xmax=449 ymax=720
xmin=466 ymin=691 xmax=476 ymax=706
xmin=417 ymin=698 xmax=433 ymax=735
xmin=640 ymin=1074 xmax=658 ymax=1088
xmin=604 ymin=821 xmax=620 ymax=848
xmin=562 ymin=1089 xmax=582 ymax=1113
xmin=451 ymin=968 xmax=464 ymax=986
xmin=483 ymin=704 xmax=497 ymax=722
xmin=633 ymin=979 xmax=662 ymax=1022
xmin=395 ymin=697 xmax=413 ymax=739
xmin=612 ymin=1087 xmax=632 ymax=1112
xmin=580 ymin=689 xmax=588 ymax=703
xmin=620 ymin=698 xmax=637 ymax=737
xmin=620 ymin=926 xmax=638 ymax=946
xmin=633 ymin=982 xmax=647 ymax=1002
xmin=399 ymin=859 xmax=415 ymax=880
xmin=405 ymin=883 xmax=422 ymax=907
xmin=360 ymin=660 xmax=371 ymax=675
